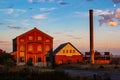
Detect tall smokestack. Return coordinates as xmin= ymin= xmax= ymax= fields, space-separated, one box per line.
xmin=89 ymin=9 xmax=94 ymax=64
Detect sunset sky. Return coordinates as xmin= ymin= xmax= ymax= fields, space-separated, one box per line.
xmin=0 ymin=0 xmax=120 ymax=55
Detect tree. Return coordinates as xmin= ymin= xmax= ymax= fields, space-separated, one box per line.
xmin=0 ymin=52 xmax=16 ymax=66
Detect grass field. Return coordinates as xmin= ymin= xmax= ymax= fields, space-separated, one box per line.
xmin=0 ymin=64 xmax=120 ymax=80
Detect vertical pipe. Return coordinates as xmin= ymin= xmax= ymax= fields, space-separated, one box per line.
xmin=89 ymin=9 xmax=94 ymax=64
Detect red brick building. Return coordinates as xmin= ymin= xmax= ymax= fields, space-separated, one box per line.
xmin=12 ymin=27 xmax=53 ymax=65
xmin=53 ymin=42 xmax=83 ymax=64
xmin=84 ymin=52 xmax=112 ymax=64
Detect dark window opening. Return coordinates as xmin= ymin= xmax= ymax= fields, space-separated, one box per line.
xmin=68 ymin=60 xmax=72 ymax=64
xmin=66 ymin=50 xmax=68 ymax=53
xmin=73 ymin=50 xmax=75 ymax=53
xmin=46 ymin=57 xmax=50 ymax=62
xmin=20 ymin=57 xmax=24 ymax=62
xmin=29 ymin=58 xmax=33 ymax=62
xmin=38 ymin=58 xmax=42 ymax=62
xmin=106 ymin=57 xmax=110 ymax=60
xmin=94 ymin=57 xmax=98 ymax=60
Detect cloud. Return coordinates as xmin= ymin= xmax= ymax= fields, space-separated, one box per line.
xmin=107 ymin=21 xmax=118 ymax=26
xmin=86 ymin=0 xmax=93 ymax=1
xmin=65 ymin=34 xmax=81 ymax=39
xmin=53 ymin=32 xmax=63 ymax=34
xmin=114 ymin=8 xmax=120 ymax=20
xmin=39 ymin=0 xmax=55 ymax=2
xmin=7 ymin=8 xmax=14 ymax=14
xmin=0 ymin=23 xmax=4 ymax=25
xmin=40 ymin=7 xmax=56 ymax=13
xmin=58 ymin=1 xmax=68 ymax=6
xmin=75 ymin=11 xmax=88 ymax=17
xmin=8 ymin=25 xmax=22 ymax=29
xmin=0 ymin=40 xmax=10 ymax=44
xmin=95 ymin=9 xmax=120 ymax=27
xmin=28 ymin=0 xmax=60 ymax=3
xmin=16 ymin=9 xmax=26 ymax=13
xmin=112 ymin=0 xmax=120 ymax=4
xmin=28 ymin=0 xmax=33 ymax=3
xmin=99 ymin=14 xmax=114 ymax=26
xmin=0 ymin=8 xmax=26 ymax=17
xmin=94 ymin=9 xmax=114 ymax=16
xmin=32 ymin=14 xmax=46 ymax=19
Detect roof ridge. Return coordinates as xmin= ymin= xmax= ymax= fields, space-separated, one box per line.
xmin=14 ymin=27 xmax=53 ymax=39
xmin=53 ymin=42 xmax=82 ymax=55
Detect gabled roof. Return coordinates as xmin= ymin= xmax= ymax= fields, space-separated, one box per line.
xmin=15 ymin=27 xmax=53 ymax=39
xmin=53 ymin=42 xmax=82 ymax=55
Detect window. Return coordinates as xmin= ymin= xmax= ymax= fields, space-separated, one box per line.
xmin=46 ymin=40 xmax=50 ymax=42
xmin=63 ymin=50 xmax=65 ymax=53
xmin=28 ymin=45 xmax=33 ymax=52
xmin=20 ymin=52 xmax=25 ymax=57
xmin=38 ymin=58 xmax=42 ymax=62
xmin=73 ymin=50 xmax=75 ymax=53
xmin=20 ymin=39 xmax=24 ymax=42
xmin=37 ymin=45 xmax=42 ymax=52
xmin=20 ymin=45 xmax=25 ymax=51
xmin=70 ymin=50 xmax=72 ymax=53
xmin=66 ymin=50 xmax=68 ymax=53
xmin=20 ymin=57 xmax=24 ymax=62
xmin=46 ymin=45 xmax=50 ymax=52
xmin=29 ymin=58 xmax=33 ymax=62
xmin=38 ymin=36 xmax=42 ymax=40
xmin=28 ymin=36 xmax=33 ymax=40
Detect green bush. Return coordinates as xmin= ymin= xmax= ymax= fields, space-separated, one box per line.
xmin=26 ymin=59 xmax=33 ymax=66
xmin=0 ymin=52 xmax=16 ymax=66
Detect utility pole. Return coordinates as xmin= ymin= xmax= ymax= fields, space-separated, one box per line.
xmin=89 ymin=9 xmax=95 ymax=64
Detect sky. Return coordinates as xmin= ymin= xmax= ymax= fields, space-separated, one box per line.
xmin=0 ymin=0 xmax=120 ymax=55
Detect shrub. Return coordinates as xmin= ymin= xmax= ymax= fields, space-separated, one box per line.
xmin=98 ymin=65 xmax=104 ymax=69
xmin=26 ymin=59 xmax=33 ymax=66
